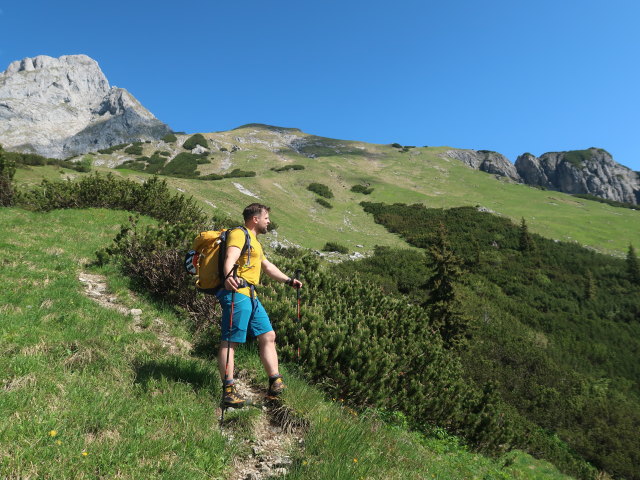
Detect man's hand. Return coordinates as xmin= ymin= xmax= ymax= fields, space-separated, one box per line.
xmin=286 ymin=278 xmax=303 ymax=289
xmin=224 ymin=273 xmax=240 ymax=292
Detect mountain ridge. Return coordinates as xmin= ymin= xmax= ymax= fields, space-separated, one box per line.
xmin=0 ymin=54 xmax=170 ymax=158
xmin=1 ymin=53 xmax=639 ymax=204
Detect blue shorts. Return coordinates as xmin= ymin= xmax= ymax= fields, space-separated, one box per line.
xmin=216 ymin=290 xmax=273 ymax=343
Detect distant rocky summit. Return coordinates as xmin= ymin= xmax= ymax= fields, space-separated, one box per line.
xmin=445 ymin=147 xmax=640 ymax=205
xmin=0 ymin=54 xmax=170 ymax=158
xmin=443 ymin=149 xmax=521 ymax=181
xmin=515 ymin=148 xmax=640 ymax=205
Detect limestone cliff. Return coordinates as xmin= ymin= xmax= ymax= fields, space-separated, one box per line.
xmin=442 ymin=149 xmax=521 ymax=181
xmin=0 ymin=54 xmax=170 ymax=158
xmin=515 ymin=148 xmax=640 ymax=205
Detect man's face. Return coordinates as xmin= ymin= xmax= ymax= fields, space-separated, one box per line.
xmin=254 ymin=210 xmax=270 ymax=234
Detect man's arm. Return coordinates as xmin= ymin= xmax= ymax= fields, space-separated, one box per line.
xmin=223 ymin=246 xmax=242 ymax=291
xmin=262 ymin=258 xmax=303 ymax=288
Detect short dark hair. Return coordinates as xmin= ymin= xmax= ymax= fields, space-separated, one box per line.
xmin=243 ymin=203 xmax=270 ymax=222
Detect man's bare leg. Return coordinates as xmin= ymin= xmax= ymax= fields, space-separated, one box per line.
xmin=218 ymin=341 xmax=238 ymax=381
xmin=257 ymin=330 xmax=279 ymax=377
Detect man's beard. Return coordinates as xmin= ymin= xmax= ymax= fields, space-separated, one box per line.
xmin=259 ymin=225 xmax=268 ymax=234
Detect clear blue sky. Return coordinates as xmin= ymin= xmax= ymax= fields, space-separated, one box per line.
xmin=1 ymin=0 xmax=639 ymax=170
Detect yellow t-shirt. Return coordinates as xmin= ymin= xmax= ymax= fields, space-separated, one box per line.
xmin=227 ymin=228 xmax=264 ymax=297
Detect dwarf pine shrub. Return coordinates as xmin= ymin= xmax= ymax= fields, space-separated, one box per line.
xmin=124 ymin=144 xmax=143 ymax=155
xmin=162 ymin=133 xmax=178 ymax=143
xmin=323 ymin=242 xmax=348 ymax=253
xmin=98 ymin=143 xmax=129 ymax=154
xmin=161 ymin=152 xmax=199 ymax=177
xmin=351 ymin=184 xmax=373 ymax=195
xmin=224 ymin=168 xmax=256 ymax=178
xmin=307 ymin=182 xmax=333 ymax=199
xmin=19 ymin=174 xmax=206 ymax=226
xmin=272 ymin=164 xmax=305 ymax=172
xmin=183 ymin=134 xmax=208 ymax=150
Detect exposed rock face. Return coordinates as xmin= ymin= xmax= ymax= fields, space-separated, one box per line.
xmin=443 ymin=149 xmax=521 ymax=181
xmin=0 ymin=54 xmax=170 ymax=158
xmin=515 ymin=148 xmax=640 ymax=204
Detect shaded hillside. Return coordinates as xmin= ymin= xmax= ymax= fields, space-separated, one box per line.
xmin=337 ymin=202 xmax=640 ymax=479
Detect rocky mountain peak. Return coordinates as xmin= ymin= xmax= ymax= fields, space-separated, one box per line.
xmin=515 ymin=148 xmax=640 ymax=204
xmin=442 ymin=149 xmax=521 ymax=181
xmin=0 ymin=54 xmax=169 ymax=158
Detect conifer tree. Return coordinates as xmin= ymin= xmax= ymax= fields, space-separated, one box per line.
xmin=584 ymin=269 xmax=596 ymax=301
xmin=422 ymin=222 xmax=472 ymax=350
xmin=627 ymin=244 xmax=640 ymax=285
xmin=0 ymin=147 xmax=16 ymax=207
xmin=519 ymin=217 xmax=533 ymax=253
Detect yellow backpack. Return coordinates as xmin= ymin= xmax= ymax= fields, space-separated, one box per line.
xmin=184 ymin=226 xmax=251 ymax=291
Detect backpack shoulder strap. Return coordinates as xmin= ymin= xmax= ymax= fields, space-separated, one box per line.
xmin=238 ymin=226 xmax=252 ymax=266
xmin=217 ymin=226 xmax=252 ymax=282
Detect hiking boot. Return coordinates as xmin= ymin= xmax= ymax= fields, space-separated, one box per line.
xmin=222 ymin=383 xmax=245 ymax=408
xmin=267 ymin=374 xmax=286 ymax=397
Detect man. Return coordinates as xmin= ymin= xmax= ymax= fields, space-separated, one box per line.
xmin=217 ymin=203 xmax=302 ymax=408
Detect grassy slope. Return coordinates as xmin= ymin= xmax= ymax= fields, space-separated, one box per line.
xmin=0 ymin=207 xmax=575 ymax=479
xmin=13 ymin=124 xmax=640 ymax=256
xmin=0 ymin=208 xmax=230 ymax=478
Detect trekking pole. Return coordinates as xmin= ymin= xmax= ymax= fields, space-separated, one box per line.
xmin=294 ymin=269 xmax=302 ymax=360
xmin=220 ymin=264 xmax=239 ymax=426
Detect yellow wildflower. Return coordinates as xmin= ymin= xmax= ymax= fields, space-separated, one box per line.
xmin=49 ymin=430 xmax=57 ymax=437
xmin=55 ymin=440 xmax=62 ymax=446
xmin=82 ymin=451 xmax=88 ymax=457
xmin=353 ymin=458 xmax=358 ymax=463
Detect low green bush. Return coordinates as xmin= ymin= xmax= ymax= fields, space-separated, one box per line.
xmin=351 ymin=184 xmax=373 ymax=195
xmin=322 ymin=242 xmax=348 ymax=253
xmin=308 ymin=182 xmax=333 ymax=199
xmin=224 ymin=169 xmax=256 ymax=178
xmin=162 ymin=133 xmax=178 ymax=143
xmin=161 ymin=152 xmax=199 ymax=177
xmin=18 ymin=174 xmax=206 ymax=226
xmin=124 ymin=144 xmax=143 ymax=155
xmin=183 ymin=134 xmax=208 ymax=150
xmin=272 ymin=164 xmax=305 ymax=172
xmin=98 ymin=143 xmax=129 ymax=154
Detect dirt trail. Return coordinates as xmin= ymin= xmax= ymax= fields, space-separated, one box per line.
xmin=78 ymin=272 xmax=306 ymax=479
xmin=224 ymin=371 xmax=306 ymax=480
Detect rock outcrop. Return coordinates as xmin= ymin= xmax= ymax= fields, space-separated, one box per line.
xmin=0 ymin=54 xmax=170 ymax=158
xmin=443 ymin=149 xmax=521 ymax=181
xmin=515 ymin=148 xmax=640 ymax=205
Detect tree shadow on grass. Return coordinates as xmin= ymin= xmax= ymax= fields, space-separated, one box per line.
xmin=133 ymin=356 xmax=217 ymax=393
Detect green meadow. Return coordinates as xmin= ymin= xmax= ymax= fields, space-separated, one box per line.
xmin=14 ymin=125 xmax=639 ymax=256
xmin=0 ymin=207 xmax=575 ymax=479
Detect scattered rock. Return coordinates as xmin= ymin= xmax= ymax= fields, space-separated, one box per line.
xmin=191 ymin=144 xmax=209 ymax=155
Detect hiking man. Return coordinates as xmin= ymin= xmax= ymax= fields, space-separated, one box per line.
xmin=217 ymin=203 xmax=302 ymax=408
